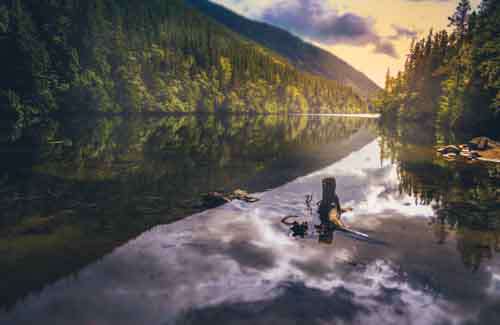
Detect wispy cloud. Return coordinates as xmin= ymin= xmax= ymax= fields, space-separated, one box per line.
xmin=261 ymin=0 xmax=399 ymax=58
xmin=388 ymin=25 xmax=419 ymax=40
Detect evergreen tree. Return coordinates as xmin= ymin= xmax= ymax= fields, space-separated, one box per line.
xmin=0 ymin=0 xmax=370 ymax=141
xmin=449 ymin=0 xmax=471 ymax=40
xmin=375 ymin=0 xmax=499 ymax=137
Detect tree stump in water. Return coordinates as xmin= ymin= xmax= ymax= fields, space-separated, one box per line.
xmin=321 ymin=177 xmax=337 ymax=206
xmin=318 ymin=177 xmax=344 ymax=228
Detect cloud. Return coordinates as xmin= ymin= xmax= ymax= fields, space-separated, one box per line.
xmin=178 ymin=283 xmax=371 ymax=325
xmin=374 ymin=41 xmax=399 ymax=57
xmin=260 ymin=0 xmax=399 ymax=58
xmin=388 ymin=24 xmax=419 ymax=40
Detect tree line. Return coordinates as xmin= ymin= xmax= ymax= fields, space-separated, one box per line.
xmin=375 ymin=0 xmax=499 ymax=136
xmin=0 ymin=0 xmax=369 ymax=141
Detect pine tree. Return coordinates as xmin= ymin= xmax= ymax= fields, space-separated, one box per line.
xmin=449 ymin=0 xmax=471 ymax=41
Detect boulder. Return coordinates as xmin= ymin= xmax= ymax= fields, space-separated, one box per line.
xmin=443 ymin=153 xmax=457 ymax=160
xmin=437 ymin=145 xmax=460 ymax=155
xmin=470 ymin=151 xmax=480 ymax=158
xmin=469 ymin=137 xmax=498 ymax=150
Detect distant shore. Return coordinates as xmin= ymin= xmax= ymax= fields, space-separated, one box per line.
xmin=291 ymin=113 xmax=381 ymax=118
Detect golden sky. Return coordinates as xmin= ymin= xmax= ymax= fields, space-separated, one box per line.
xmin=213 ymin=0 xmax=481 ymax=87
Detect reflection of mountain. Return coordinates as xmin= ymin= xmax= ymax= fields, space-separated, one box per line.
xmin=31 ymin=115 xmax=376 ymax=183
xmin=379 ymin=123 xmax=500 ymax=271
xmin=0 ymin=115 xmax=377 ymax=310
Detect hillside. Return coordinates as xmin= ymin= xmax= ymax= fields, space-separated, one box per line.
xmin=374 ymin=0 xmax=499 ymax=136
xmin=186 ymin=0 xmax=381 ymax=98
xmin=0 ymin=0 xmax=368 ymax=141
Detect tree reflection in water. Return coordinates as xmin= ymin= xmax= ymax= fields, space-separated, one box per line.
xmin=379 ymin=122 xmax=500 ymax=272
xmin=0 ymin=114 xmax=377 ymax=310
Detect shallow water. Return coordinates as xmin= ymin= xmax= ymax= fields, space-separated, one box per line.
xmin=1 ymin=116 xmax=499 ymax=324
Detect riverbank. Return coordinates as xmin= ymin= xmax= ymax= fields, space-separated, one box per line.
xmin=478 ymin=146 xmax=500 ymax=163
xmin=437 ymin=137 xmax=500 ymax=163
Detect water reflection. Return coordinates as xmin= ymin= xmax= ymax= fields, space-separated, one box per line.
xmin=379 ymin=123 xmax=500 ymax=272
xmin=0 ymin=114 xmax=377 ymax=309
xmin=2 ymin=138 xmax=499 ymax=325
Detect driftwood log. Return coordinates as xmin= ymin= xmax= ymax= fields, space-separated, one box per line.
xmin=201 ymin=189 xmax=259 ymax=209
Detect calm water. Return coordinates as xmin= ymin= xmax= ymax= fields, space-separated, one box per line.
xmin=1 ymin=115 xmax=499 ymax=324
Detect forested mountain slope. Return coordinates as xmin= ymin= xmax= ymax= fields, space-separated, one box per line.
xmin=186 ymin=0 xmax=381 ymax=98
xmin=375 ymin=0 xmax=499 ymax=136
xmin=0 ymin=0 xmax=368 ymax=141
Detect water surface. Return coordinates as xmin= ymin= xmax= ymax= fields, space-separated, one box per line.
xmin=0 ymin=114 xmax=376 ymax=309
xmin=1 ymin=116 xmax=499 ymax=324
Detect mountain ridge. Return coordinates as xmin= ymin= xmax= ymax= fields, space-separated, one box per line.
xmin=0 ymin=0 xmax=370 ymax=140
xmin=186 ymin=0 xmax=381 ymax=98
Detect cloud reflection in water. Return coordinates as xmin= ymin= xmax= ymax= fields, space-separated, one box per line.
xmin=1 ymin=140 xmax=499 ymax=325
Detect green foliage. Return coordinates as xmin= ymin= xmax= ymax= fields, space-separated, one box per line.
xmin=186 ymin=0 xmax=381 ymax=98
xmin=375 ymin=0 xmax=499 ymax=136
xmin=0 ymin=0 xmax=369 ymax=140
xmin=448 ymin=0 xmax=471 ymax=39
xmin=0 ymin=5 xmax=9 ymax=33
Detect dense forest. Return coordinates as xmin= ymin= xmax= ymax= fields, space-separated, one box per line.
xmin=0 ymin=0 xmax=369 ymax=141
xmin=375 ymin=0 xmax=499 ymax=136
xmin=186 ymin=0 xmax=381 ymax=98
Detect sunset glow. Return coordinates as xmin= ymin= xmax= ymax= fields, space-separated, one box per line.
xmin=213 ymin=0 xmax=481 ymax=86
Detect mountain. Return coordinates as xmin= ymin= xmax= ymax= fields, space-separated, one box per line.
xmin=0 ymin=0 xmax=369 ymax=141
xmin=186 ymin=0 xmax=381 ymax=98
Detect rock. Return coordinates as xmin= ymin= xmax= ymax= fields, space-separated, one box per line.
xmin=443 ymin=153 xmax=457 ymax=160
xmin=230 ymin=189 xmax=259 ymax=203
xmin=231 ymin=189 xmax=249 ymax=199
xmin=201 ymin=192 xmax=231 ymax=208
xmin=469 ymin=137 xmax=496 ymax=151
xmin=478 ymin=138 xmax=488 ymax=150
xmin=437 ymin=145 xmax=460 ymax=155
xmin=459 ymin=152 xmax=470 ymax=158
xmin=460 ymin=150 xmax=480 ymax=159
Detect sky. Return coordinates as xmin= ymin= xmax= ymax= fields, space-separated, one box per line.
xmin=211 ymin=0 xmax=481 ymax=87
